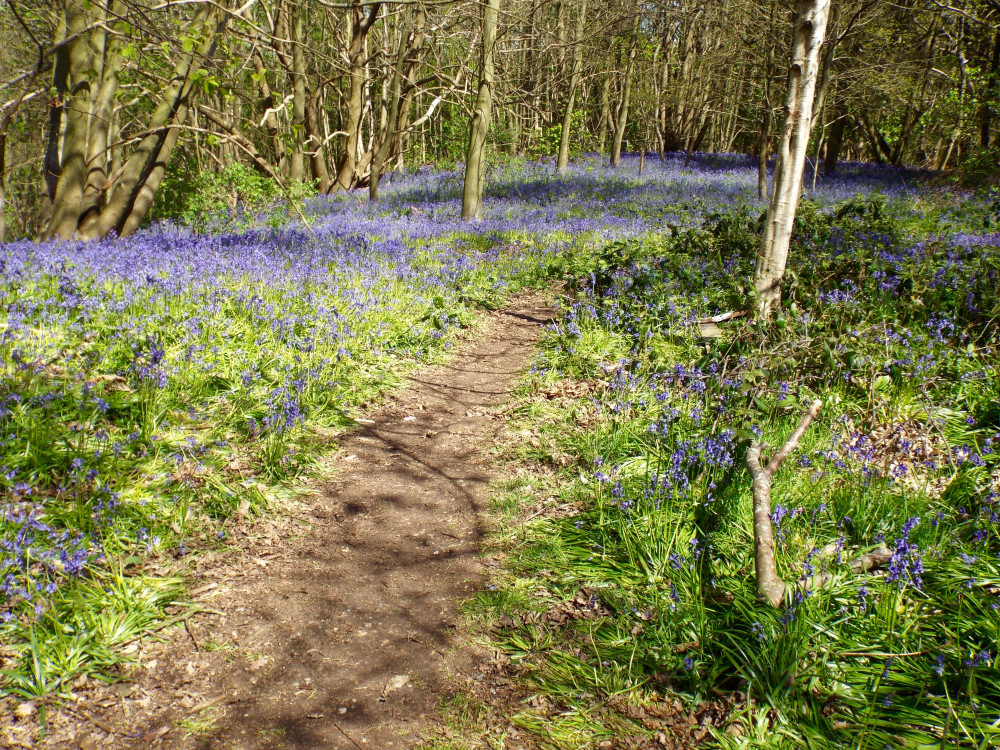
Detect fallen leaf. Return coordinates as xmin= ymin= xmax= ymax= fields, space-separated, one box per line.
xmin=112 ymin=683 xmax=133 ymax=698
xmin=382 ymin=674 xmax=410 ymax=697
xmin=14 ymin=702 xmax=35 ymax=720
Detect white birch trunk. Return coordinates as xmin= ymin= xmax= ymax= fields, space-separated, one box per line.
xmin=754 ymin=0 xmax=831 ymax=318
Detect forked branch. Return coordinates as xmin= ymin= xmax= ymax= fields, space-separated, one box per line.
xmin=745 ymin=399 xmax=822 ymax=607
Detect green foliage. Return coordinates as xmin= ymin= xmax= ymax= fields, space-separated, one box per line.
xmin=490 ymin=193 xmax=1000 ymax=748
xmin=0 ymin=221 xmax=551 ymax=698
xmin=153 ymin=161 xmax=315 ymax=230
xmin=959 ymin=146 xmax=1000 ymax=187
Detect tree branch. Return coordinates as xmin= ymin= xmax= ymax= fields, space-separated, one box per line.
xmin=746 ymin=399 xmax=823 ymax=607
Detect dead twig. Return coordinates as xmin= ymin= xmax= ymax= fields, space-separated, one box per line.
xmin=330 ymin=718 xmax=365 ymax=750
xmin=57 ymin=704 xmax=115 ymax=737
xmin=184 ymin=618 xmax=201 ymax=653
xmin=120 ymin=604 xmax=223 ymax=647
xmin=746 ymin=399 xmax=822 ymax=607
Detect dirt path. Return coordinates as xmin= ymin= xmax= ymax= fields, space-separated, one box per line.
xmin=78 ymin=292 xmax=550 ymax=750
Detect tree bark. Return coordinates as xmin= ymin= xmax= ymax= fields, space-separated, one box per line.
xmin=684 ymin=114 xmax=709 ymax=167
xmin=745 ymin=400 xmax=822 ymax=608
xmin=757 ymin=1 xmax=778 ymax=201
xmin=42 ymin=17 xmax=71 ymax=207
xmin=78 ymin=0 xmax=125 ymax=236
xmin=38 ymin=1 xmax=225 ymax=240
xmin=371 ymin=5 xmax=425 ymax=201
xmin=253 ymin=48 xmax=286 ymax=172
xmin=461 ymin=0 xmax=499 ymax=221
xmin=92 ymin=4 xmax=225 ymax=239
xmin=754 ymin=0 xmax=831 ymax=318
xmin=290 ymin=2 xmax=307 ymax=183
xmin=45 ymin=0 xmax=93 ymax=240
xmin=757 ymin=109 xmax=771 ymax=200
xmin=596 ymin=76 xmax=611 ymax=154
xmin=305 ymin=89 xmax=332 ymax=191
xmin=556 ymin=0 xmax=586 ymax=174
xmin=610 ymin=17 xmax=639 ymax=168
xmin=0 ymin=85 xmax=33 ymax=240
xmin=982 ymin=30 xmax=1000 ymax=148
xmin=334 ymin=2 xmax=382 ymax=191
xmin=823 ymin=113 xmax=845 ymax=174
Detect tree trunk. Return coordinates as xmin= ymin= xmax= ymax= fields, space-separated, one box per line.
xmin=757 ymin=110 xmax=771 ymax=200
xmin=610 ymin=18 xmax=639 ymax=168
xmin=254 ymin=49 xmax=285 ymax=172
xmin=39 ymin=1 xmax=224 ymax=240
xmin=746 ymin=400 xmax=822 ymax=607
xmin=556 ymin=0 xmax=586 ymax=174
xmin=290 ymin=3 xmax=307 ymax=183
xmin=811 ymin=1 xmax=838 ymax=129
xmin=939 ymin=124 xmax=961 ymax=169
xmin=92 ymin=4 xmax=224 ymax=239
xmin=461 ymin=0 xmax=499 ymax=221
xmin=42 ymin=18 xmax=71 ymax=207
xmin=371 ymin=6 xmax=425 ymax=200
xmin=596 ymin=77 xmax=611 ymax=154
xmin=684 ymin=115 xmax=710 ymax=167
xmin=305 ymin=89 xmax=332 ymax=191
xmin=334 ymin=2 xmax=382 ymax=191
xmin=0 ymin=159 xmax=5 ymax=244
xmin=45 ymin=0 xmax=93 ymax=240
xmin=0 ymin=116 xmax=8 ymax=243
xmin=982 ymin=30 xmax=1000 ymax=148
xmin=754 ymin=0 xmax=831 ymax=318
xmin=757 ymin=1 xmax=778 ymax=200
xmin=823 ymin=114 xmax=845 ymax=174
xmin=78 ymin=0 xmax=125 ymax=236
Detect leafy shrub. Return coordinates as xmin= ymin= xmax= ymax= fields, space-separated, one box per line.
xmin=153 ymin=161 xmax=315 ymax=230
xmin=506 ymin=191 xmax=1000 ymax=747
xmin=959 ymin=145 xmax=1000 ymax=187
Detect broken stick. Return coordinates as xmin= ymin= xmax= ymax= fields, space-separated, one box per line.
xmin=745 ymin=399 xmax=823 ymax=607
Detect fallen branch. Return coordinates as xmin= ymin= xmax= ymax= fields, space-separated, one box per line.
xmin=746 ymin=399 xmax=822 ymax=607
xmin=800 ymin=546 xmax=893 ymax=591
xmin=696 ymin=310 xmax=748 ymax=324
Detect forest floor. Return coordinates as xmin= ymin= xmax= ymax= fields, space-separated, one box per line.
xmin=7 ymin=157 xmax=996 ymax=749
xmin=35 ymin=292 xmax=552 ymax=749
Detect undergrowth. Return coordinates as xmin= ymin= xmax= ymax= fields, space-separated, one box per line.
xmin=0 ymin=225 xmax=551 ymax=698
xmin=480 ymin=193 xmax=1000 ymax=748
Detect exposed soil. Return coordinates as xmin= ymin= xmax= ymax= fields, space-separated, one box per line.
xmin=33 ymin=292 xmax=551 ymax=750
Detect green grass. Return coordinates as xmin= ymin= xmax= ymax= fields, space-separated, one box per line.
xmin=0 ymin=226 xmax=557 ymax=700
xmin=473 ymin=193 xmax=1000 ymax=748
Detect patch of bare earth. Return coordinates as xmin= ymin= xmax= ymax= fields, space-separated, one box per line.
xmin=27 ymin=292 xmax=551 ymax=750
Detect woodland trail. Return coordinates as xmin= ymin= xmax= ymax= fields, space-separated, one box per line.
xmin=79 ymin=292 xmax=552 ymax=750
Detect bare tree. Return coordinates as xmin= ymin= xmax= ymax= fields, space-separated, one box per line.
xmin=461 ymin=0 xmax=499 ymax=221
xmin=556 ymin=0 xmax=586 ymax=173
xmin=609 ymin=14 xmax=639 ymax=168
xmin=754 ymin=0 xmax=831 ymax=318
xmin=333 ymin=1 xmax=382 ymax=191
